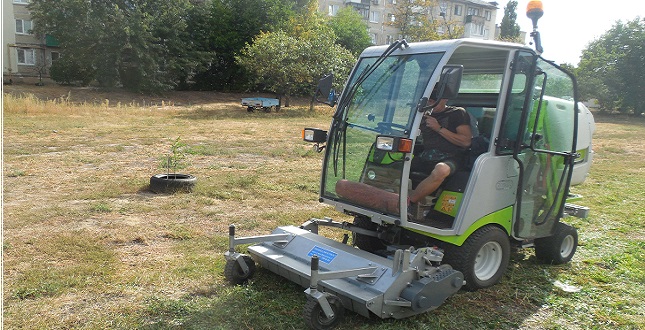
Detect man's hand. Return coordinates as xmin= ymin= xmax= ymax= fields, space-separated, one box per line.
xmin=424 ymin=115 xmax=442 ymax=132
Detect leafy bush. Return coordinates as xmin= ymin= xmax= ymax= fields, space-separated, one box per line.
xmin=49 ymin=57 xmax=95 ymax=86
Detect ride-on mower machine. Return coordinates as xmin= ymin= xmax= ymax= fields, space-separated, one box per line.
xmin=224 ymin=2 xmax=595 ymax=329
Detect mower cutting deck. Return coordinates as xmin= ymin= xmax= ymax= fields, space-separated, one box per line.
xmin=225 ymin=222 xmax=463 ymax=328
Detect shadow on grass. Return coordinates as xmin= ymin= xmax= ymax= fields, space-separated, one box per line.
xmin=171 ymin=105 xmax=325 ymax=121
xmin=136 ymin=250 xmax=565 ymax=329
xmin=591 ymin=112 xmax=645 ymax=125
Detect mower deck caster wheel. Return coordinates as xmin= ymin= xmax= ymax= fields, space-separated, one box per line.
xmin=303 ymin=293 xmax=345 ymax=330
xmin=224 ymin=255 xmax=256 ymax=285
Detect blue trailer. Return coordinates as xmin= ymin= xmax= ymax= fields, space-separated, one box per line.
xmin=241 ymin=97 xmax=280 ymax=112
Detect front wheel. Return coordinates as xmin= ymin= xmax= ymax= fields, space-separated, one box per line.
xmin=303 ymin=293 xmax=345 ymax=330
xmin=443 ymin=225 xmax=510 ymax=291
xmin=352 ymin=216 xmax=386 ymax=253
xmin=534 ymin=222 xmax=578 ymax=264
xmin=224 ymin=255 xmax=256 ymax=285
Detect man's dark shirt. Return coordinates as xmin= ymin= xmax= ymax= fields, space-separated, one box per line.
xmin=419 ymin=105 xmax=470 ymax=161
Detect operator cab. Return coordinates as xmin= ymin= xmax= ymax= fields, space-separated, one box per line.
xmin=307 ymin=37 xmax=592 ymax=245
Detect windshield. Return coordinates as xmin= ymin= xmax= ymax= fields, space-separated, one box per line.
xmin=322 ymin=52 xmax=443 ymax=215
xmin=342 ymin=53 xmax=443 ymax=134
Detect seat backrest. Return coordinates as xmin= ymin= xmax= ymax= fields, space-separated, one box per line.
xmin=468 ymin=112 xmax=480 ymax=138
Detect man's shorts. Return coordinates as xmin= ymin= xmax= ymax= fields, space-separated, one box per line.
xmin=410 ymin=154 xmax=461 ymax=177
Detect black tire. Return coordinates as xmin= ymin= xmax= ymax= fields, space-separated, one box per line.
xmin=303 ymin=293 xmax=345 ymax=330
xmin=443 ymin=225 xmax=510 ymax=291
xmin=247 ymin=106 xmax=254 ymax=112
xmin=224 ymin=255 xmax=256 ymax=285
xmin=149 ymin=173 xmax=196 ymax=194
xmin=534 ymin=222 xmax=578 ymax=264
xmin=352 ymin=216 xmax=386 ymax=253
xmin=263 ymin=106 xmax=271 ymax=113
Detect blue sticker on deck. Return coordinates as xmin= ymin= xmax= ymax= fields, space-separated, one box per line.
xmin=308 ymin=246 xmax=338 ymax=264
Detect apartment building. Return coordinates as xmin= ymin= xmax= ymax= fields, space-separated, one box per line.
xmin=319 ymin=0 xmax=499 ymax=45
xmin=3 ymin=0 xmax=59 ymax=84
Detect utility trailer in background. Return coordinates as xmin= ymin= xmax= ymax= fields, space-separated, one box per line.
xmin=241 ymin=97 xmax=280 ymax=112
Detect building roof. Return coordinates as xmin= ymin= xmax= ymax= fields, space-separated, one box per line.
xmin=459 ymin=0 xmax=499 ymax=9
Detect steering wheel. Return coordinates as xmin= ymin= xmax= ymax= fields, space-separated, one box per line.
xmin=377 ymin=122 xmax=408 ymax=134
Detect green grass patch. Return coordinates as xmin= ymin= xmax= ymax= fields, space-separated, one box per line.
xmin=11 ymin=233 xmax=117 ymax=300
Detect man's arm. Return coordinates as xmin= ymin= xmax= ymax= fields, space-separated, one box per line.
xmin=437 ymin=124 xmax=471 ymax=148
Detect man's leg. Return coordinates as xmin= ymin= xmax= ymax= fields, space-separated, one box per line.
xmin=409 ymin=162 xmax=452 ymax=203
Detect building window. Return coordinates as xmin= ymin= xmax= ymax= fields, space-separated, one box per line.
xmin=467 ymin=7 xmax=480 ymax=17
xmin=328 ymin=5 xmax=339 ymax=16
xmin=370 ymin=11 xmax=379 ymax=23
xmin=370 ymin=33 xmax=378 ymax=44
xmin=16 ymin=19 xmax=33 ymax=34
xmin=471 ymin=23 xmax=484 ymax=36
xmin=386 ymin=35 xmax=395 ymax=44
xmin=13 ymin=0 xmax=30 ymax=4
xmin=454 ymin=5 xmax=462 ymax=16
xmin=359 ymin=8 xmax=369 ymax=20
xmin=50 ymin=51 xmax=61 ymax=65
xmin=485 ymin=10 xmax=491 ymax=21
xmin=388 ymin=13 xmax=395 ymax=22
xmin=17 ymin=48 xmax=36 ymax=65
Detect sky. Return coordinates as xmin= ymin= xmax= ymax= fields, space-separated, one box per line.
xmin=497 ymin=0 xmax=645 ymax=65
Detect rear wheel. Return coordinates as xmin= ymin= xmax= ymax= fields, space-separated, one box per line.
xmin=534 ymin=222 xmax=578 ymax=264
xmin=352 ymin=216 xmax=386 ymax=253
xmin=303 ymin=293 xmax=345 ymax=330
xmin=443 ymin=225 xmax=510 ymax=291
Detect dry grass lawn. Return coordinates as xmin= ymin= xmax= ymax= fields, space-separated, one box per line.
xmin=3 ymin=84 xmax=644 ymax=329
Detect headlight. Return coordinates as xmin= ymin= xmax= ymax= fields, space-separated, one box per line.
xmin=375 ymin=136 xmax=413 ymax=153
xmin=376 ymin=136 xmax=394 ymax=151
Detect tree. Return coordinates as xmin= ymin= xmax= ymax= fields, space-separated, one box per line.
xmin=389 ymin=0 xmax=437 ymax=41
xmin=30 ymin=0 xmax=212 ymax=93
xmin=577 ymin=17 xmax=645 ymax=115
xmin=388 ymin=0 xmax=459 ymax=42
xmin=328 ymin=7 xmax=372 ymax=56
xmin=236 ymin=1 xmax=355 ymax=106
xmin=48 ymin=56 xmax=94 ymax=86
xmin=190 ymin=0 xmax=296 ymax=90
xmin=498 ymin=1 xmax=522 ymax=43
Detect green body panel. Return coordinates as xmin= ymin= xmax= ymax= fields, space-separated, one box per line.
xmin=410 ymin=206 xmax=514 ymax=246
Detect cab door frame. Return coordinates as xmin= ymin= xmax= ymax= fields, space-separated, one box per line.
xmin=497 ymin=50 xmax=579 ymax=240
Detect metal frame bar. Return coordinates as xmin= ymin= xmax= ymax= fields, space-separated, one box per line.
xmin=305 ymin=255 xmax=377 ymax=319
xmin=227 ymin=224 xmax=291 ymax=253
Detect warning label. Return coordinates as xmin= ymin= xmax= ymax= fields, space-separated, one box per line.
xmin=307 ymin=246 xmax=338 ymax=264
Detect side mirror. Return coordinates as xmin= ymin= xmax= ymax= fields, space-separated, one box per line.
xmin=421 ymin=65 xmax=463 ymax=111
xmin=314 ymin=73 xmax=337 ymax=107
xmin=436 ymin=65 xmax=463 ymax=100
